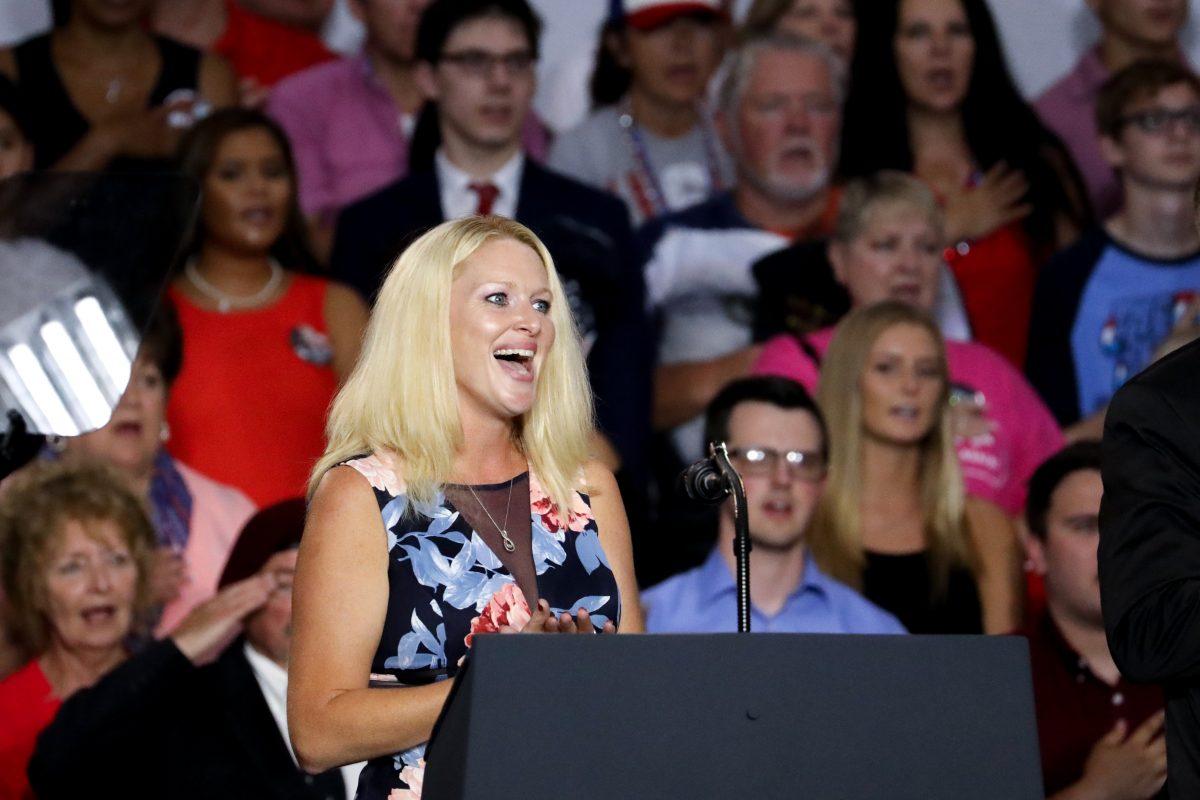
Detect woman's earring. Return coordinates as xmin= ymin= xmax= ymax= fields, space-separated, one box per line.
xmin=160 ymin=421 xmax=170 ymax=443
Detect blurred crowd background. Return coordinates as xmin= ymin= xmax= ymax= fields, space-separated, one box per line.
xmin=0 ymin=0 xmax=1195 ymax=798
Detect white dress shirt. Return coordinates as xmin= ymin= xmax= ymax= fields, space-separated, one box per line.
xmin=244 ymin=642 xmax=365 ymax=800
xmin=435 ymin=148 xmax=524 ymax=220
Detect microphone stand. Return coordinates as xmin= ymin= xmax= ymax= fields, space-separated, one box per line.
xmin=709 ymin=443 xmax=752 ymax=633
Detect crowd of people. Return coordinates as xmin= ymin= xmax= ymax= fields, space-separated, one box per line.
xmin=0 ymin=0 xmax=1196 ymax=797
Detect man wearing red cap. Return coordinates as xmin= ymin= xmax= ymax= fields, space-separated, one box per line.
xmin=550 ymin=0 xmax=732 ymax=226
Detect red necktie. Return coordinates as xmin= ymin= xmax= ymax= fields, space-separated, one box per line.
xmin=469 ymin=182 xmax=500 ymax=216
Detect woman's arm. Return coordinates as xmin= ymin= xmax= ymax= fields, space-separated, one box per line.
xmin=965 ymin=497 xmax=1023 ymax=634
xmin=583 ymin=460 xmax=644 ymax=633
xmin=288 ymin=466 xmax=453 ymax=774
xmin=323 ymin=282 xmax=370 ymax=383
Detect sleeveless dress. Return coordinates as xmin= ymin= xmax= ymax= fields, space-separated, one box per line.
xmin=343 ymin=452 xmax=623 ymax=800
xmin=166 ymin=275 xmax=339 ymax=507
xmin=13 ymin=33 xmax=201 ymax=170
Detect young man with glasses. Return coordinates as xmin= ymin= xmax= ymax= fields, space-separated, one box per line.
xmin=1035 ymin=0 xmax=1189 ymax=219
xmin=329 ymin=0 xmax=652 ymax=498
xmin=641 ymin=376 xmax=905 ymax=634
xmin=1027 ymin=59 xmax=1200 ymax=436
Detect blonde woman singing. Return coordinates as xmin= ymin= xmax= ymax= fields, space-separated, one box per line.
xmin=288 ymin=216 xmax=643 ymax=799
xmin=808 ymin=301 xmax=1020 ymax=635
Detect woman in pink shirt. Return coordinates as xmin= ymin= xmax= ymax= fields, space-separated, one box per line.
xmin=754 ymin=171 xmax=1063 ymax=517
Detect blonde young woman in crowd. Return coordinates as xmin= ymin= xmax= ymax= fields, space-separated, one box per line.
xmin=289 ymin=216 xmax=642 ymax=799
xmin=809 ymin=301 xmax=1021 ymax=634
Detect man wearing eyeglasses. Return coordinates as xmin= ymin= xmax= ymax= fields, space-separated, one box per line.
xmin=1027 ymin=59 xmax=1200 ymax=436
xmin=330 ymin=0 xmax=653 ymax=506
xmin=1035 ymin=0 xmax=1189 ymax=219
xmin=641 ymin=376 xmax=905 ymax=634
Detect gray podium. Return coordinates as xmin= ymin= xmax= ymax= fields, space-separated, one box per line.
xmin=423 ymin=633 xmax=1043 ymax=799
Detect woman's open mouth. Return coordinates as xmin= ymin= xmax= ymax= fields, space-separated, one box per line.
xmin=493 ymin=348 xmax=535 ymax=382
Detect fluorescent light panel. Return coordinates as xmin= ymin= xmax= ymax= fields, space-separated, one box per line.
xmin=73 ymin=295 xmax=131 ymax=393
xmin=40 ymin=320 xmax=110 ymax=430
xmin=7 ymin=343 xmax=78 ymax=435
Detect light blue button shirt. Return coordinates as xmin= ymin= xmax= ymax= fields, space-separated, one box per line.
xmin=642 ymin=547 xmax=907 ymax=634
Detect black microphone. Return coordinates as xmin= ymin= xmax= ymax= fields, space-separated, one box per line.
xmin=678 ymin=457 xmax=729 ymax=504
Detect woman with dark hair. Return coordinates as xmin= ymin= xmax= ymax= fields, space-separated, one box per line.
xmin=0 ymin=0 xmax=236 ymax=171
xmin=167 ymin=108 xmax=369 ymax=508
xmin=838 ymin=0 xmax=1091 ymax=367
xmin=548 ymin=0 xmax=730 ymax=225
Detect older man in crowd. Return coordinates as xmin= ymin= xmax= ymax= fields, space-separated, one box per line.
xmin=642 ymin=33 xmax=845 ymax=466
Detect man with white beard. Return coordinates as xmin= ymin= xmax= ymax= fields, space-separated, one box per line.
xmin=640 ymin=33 xmax=845 ymax=467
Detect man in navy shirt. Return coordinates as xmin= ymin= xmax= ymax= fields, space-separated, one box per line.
xmin=642 ymin=376 xmax=904 ymax=634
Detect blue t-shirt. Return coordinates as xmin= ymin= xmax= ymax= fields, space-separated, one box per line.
xmin=1027 ymin=227 xmax=1200 ymax=424
xmin=642 ymin=546 xmax=907 ymax=634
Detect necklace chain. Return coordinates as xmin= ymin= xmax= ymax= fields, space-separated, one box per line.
xmin=185 ymin=259 xmax=284 ymax=314
xmin=467 ymin=477 xmax=516 ymax=553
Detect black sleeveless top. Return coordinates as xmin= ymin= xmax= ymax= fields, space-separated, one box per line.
xmin=342 ymin=453 xmax=622 ymax=799
xmin=862 ymin=550 xmax=983 ymax=634
xmin=13 ymin=33 xmax=201 ymax=170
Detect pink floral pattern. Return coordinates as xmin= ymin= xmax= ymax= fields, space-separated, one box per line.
xmin=347 ymin=451 xmax=404 ymax=496
xmin=465 ymin=582 xmax=532 ymax=646
xmin=529 ymin=472 xmax=594 ymax=535
xmin=387 ymin=759 xmax=425 ymax=799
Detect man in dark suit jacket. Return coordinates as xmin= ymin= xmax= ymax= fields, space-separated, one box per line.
xmin=1099 ymin=337 xmax=1200 ymax=798
xmin=330 ymin=0 xmax=651 ymax=489
xmin=29 ymin=501 xmax=352 ymax=800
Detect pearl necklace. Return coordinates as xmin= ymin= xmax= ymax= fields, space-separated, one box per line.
xmin=184 ymin=260 xmax=284 ymax=314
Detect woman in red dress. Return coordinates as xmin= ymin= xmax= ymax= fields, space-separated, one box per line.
xmin=166 ymin=109 xmax=369 ymax=507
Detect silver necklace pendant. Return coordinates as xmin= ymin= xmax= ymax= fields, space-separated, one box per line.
xmin=501 ymin=531 xmax=516 ymax=552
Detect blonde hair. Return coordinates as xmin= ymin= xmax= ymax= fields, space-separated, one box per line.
xmin=311 ymin=216 xmax=594 ymax=513
xmin=808 ymin=301 xmax=975 ymax=595
xmin=833 ymin=170 xmax=945 ymax=244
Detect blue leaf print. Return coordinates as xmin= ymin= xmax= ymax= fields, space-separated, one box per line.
xmin=469 ymin=531 xmax=504 ymax=571
xmin=574 ymin=528 xmax=610 ymax=574
xmin=444 ymin=571 xmax=512 ymax=612
xmin=550 ymin=595 xmax=610 ymax=616
xmin=398 ymin=539 xmax=451 ymax=590
xmin=589 ymin=615 xmax=608 ymax=629
xmin=531 ymin=516 xmax=567 ymax=575
xmin=441 ymin=569 xmax=488 ymax=610
xmin=395 ymin=743 xmax=426 ymax=772
xmin=382 ymin=495 xmax=409 ymax=532
xmin=385 ymin=610 xmax=447 ymax=670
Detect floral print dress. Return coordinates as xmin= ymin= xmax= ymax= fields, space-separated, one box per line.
xmin=344 ymin=452 xmax=623 ymax=800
